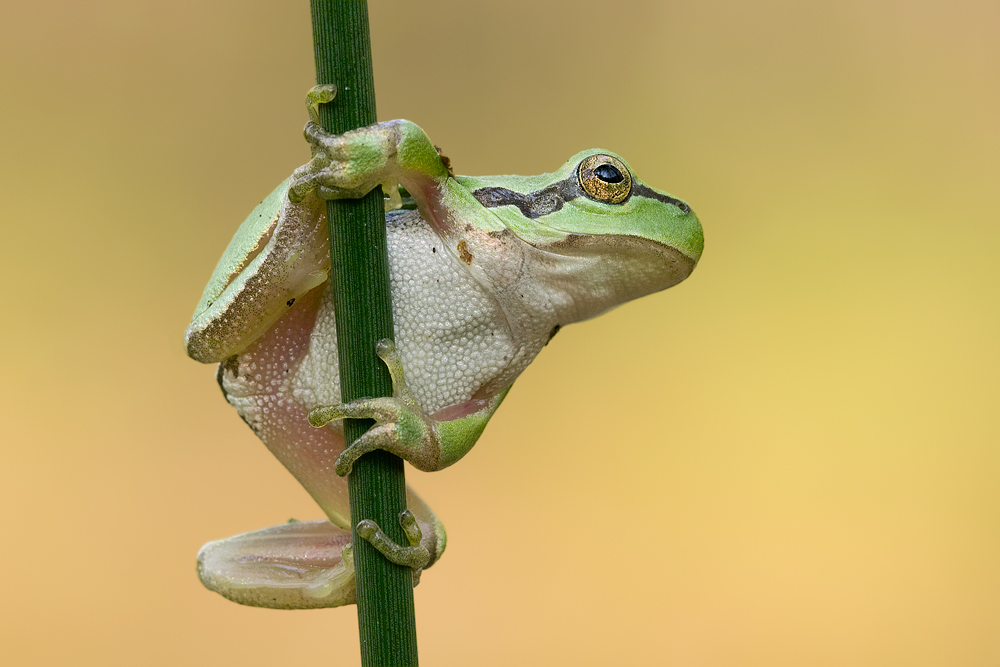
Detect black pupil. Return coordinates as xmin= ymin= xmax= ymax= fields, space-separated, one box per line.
xmin=594 ymin=163 xmax=624 ymax=183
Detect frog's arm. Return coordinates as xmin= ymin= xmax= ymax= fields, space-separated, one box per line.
xmin=288 ymin=110 xmax=450 ymax=208
xmin=287 ymin=86 xmax=488 ymax=241
xmin=308 ymin=339 xmax=511 ymax=476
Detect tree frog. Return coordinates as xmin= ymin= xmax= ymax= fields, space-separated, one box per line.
xmin=186 ymin=86 xmax=703 ymax=609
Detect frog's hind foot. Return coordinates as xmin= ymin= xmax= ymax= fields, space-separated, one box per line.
xmin=357 ymin=509 xmax=431 ymax=570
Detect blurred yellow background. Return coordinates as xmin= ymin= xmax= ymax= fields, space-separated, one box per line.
xmin=1 ymin=1 xmax=997 ymax=665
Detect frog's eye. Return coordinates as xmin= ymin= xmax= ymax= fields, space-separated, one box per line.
xmin=578 ymin=154 xmax=632 ymax=204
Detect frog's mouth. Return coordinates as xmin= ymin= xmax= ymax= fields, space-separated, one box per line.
xmin=517 ymin=232 xmax=698 ymax=326
xmin=539 ymin=233 xmax=697 ymax=291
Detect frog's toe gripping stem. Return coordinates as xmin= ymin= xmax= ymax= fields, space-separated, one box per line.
xmin=305 ymin=84 xmax=337 ymax=124
xmin=357 ymin=510 xmax=431 ymax=570
xmin=375 ymin=338 xmax=408 ymax=388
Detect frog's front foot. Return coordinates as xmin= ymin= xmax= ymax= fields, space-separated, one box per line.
xmin=357 ymin=509 xmax=431 ymax=570
xmin=288 ymin=102 xmax=400 ymax=207
xmin=308 ymin=339 xmax=442 ymax=475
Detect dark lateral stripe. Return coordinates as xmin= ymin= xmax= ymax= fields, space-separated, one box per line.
xmin=472 ymin=174 xmax=690 ymax=219
xmin=632 ymin=183 xmax=690 ymax=212
xmin=471 ymin=177 xmax=580 ymax=219
xmin=470 ymin=186 xmax=542 ymax=218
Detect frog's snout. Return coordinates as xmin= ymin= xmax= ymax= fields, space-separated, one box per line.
xmin=660 ymin=244 xmax=698 ymax=290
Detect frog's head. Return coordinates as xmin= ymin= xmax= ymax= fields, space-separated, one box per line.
xmin=463 ymin=150 xmax=703 ymax=322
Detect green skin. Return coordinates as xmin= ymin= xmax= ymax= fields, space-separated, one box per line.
xmin=186 ymin=85 xmax=703 ymax=609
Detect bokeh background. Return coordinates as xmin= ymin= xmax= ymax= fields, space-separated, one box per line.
xmin=2 ymin=1 xmax=997 ymax=665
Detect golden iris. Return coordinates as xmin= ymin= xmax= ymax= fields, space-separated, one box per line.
xmin=578 ymin=154 xmax=632 ymax=204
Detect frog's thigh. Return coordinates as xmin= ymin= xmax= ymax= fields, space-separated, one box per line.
xmin=219 ymin=286 xmax=353 ymax=529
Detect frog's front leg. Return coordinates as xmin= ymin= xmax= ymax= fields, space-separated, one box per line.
xmin=288 ymin=94 xmax=450 ymax=207
xmin=308 ymin=339 xmax=508 ymax=476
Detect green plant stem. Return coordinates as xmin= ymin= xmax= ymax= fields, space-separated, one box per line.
xmin=309 ymin=2 xmax=419 ymax=665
